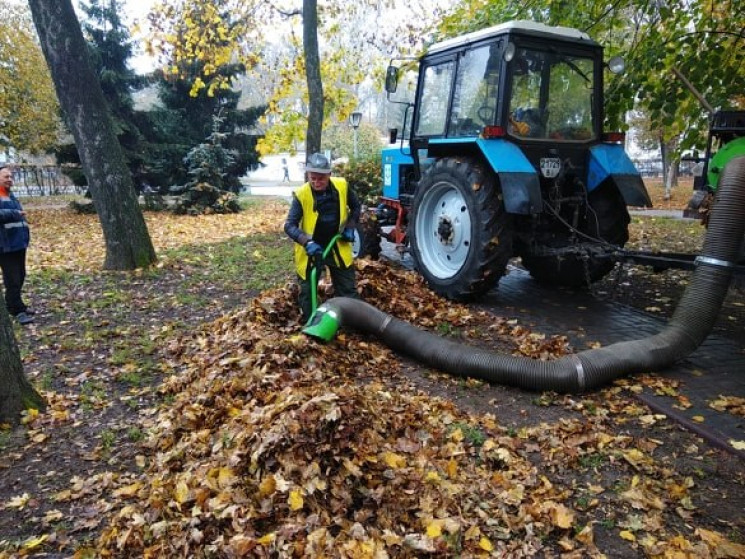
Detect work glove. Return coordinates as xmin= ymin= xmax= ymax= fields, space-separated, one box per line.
xmin=340 ymin=227 xmax=355 ymax=242
xmin=305 ymin=241 xmax=323 ymax=256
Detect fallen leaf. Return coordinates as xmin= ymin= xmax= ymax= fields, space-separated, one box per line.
xmin=288 ymin=490 xmax=303 ymax=511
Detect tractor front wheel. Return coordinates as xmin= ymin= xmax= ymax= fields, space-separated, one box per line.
xmin=409 ymin=158 xmax=513 ymax=300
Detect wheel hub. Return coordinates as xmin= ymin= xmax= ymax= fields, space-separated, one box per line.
xmin=437 ymin=217 xmax=455 ymax=244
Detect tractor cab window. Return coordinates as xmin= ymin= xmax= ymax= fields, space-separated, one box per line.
xmin=449 ymin=43 xmax=501 ymax=137
xmin=415 ymin=60 xmax=455 ymax=136
xmin=508 ymin=47 xmax=596 ymax=141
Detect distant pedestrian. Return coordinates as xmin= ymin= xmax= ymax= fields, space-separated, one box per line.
xmin=281 ymin=158 xmax=290 ymax=182
xmin=0 ymin=164 xmax=33 ymax=325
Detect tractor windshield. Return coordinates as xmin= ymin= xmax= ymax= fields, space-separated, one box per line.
xmin=508 ymin=47 xmax=596 ymax=141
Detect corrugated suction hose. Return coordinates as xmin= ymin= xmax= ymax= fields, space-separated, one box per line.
xmin=322 ymin=156 xmax=745 ymax=393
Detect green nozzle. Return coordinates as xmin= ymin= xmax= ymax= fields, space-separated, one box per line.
xmin=302 ymin=305 xmax=340 ymax=342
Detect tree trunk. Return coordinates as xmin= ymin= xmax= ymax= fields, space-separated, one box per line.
xmin=666 ymin=159 xmax=680 ymax=194
xmin=303 ymin=0 xmax=323 ymax=157
xmin=27 ymin=0 xmax=156 ymax=270
xmin=659 ymin=136 xmax=669 ymax=199
xmin=0 ymin=306 xmax=45 ymax=425
xmin=660 ymin=141 xmax=680 ymax=201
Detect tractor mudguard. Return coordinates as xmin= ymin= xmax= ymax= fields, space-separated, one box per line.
xmin=588 ymin=144 xmax=651 ymax=207
xmin=476 ymin=138 xmax=541 ymax=215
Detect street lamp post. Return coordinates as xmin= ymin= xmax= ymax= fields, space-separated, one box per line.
xmin=349 ymin=111 xmax=362 ymax=159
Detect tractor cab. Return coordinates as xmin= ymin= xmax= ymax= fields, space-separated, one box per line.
xmin=380 ymin=21 xmax=651 ymax=300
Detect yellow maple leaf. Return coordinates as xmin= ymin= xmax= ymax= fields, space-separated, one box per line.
xmin=259 ymin=475 xmax=277 ymax=498
xmin=43 ymin=509 xmax=63 ymax=523
xmin=697 ymin=527 xmax=745 ymax=556
xmin=288 ymin=489 xmax=303 ymax=511
xmin=174 ymin=481 xmax=190 ymax=504
xmin=446 ymin=459 xmax=458 ymax=478
xmin=575 ymin=524 xmax=594 ymax=545
xmin=620 ymin=530 xmax=636 ymax=541
xmin=7 ymin=492 xmax=30 ymax=509
xmin=53 ymin=489 xmax=72 ymax=502
xmin=21 ymin=408 xmax=40 ymax=425
xmin=22 ymin=534 xmax=48 ymax=550
xmin=257 ymin=532 xmax=276 ymax=545
xmin=692 ymin=415 xmax=705 ymax=423
xmin=382 ymin=451 xmax=406 ymax=469
xmin=426 ymin=520 xmax=443 ymax=538
xmin=730 ymin=439 xmax=745 ymax=450
xmin=546 ymin=502 xmax=575 ymax=529
xmin=218 ymin=467 xmax=235 ymax=487
xmin=425 ymin=471 xmax=441 ymax=483
xmin=479 ymin=536 xmax=494 ymax=551
xmin=113 ymin=482 xmax=142 ymax=498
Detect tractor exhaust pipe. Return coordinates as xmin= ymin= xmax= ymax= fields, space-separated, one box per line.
xmin=309 ymin=156 xmax=745 ymax=393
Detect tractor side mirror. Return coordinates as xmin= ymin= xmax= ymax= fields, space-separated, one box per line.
xmin=385 ymin=65 xmax=399 ymax=94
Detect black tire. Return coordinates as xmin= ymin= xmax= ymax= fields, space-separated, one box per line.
xmin=521 ymin=183 xmax=630 ymax=287
xmin=409 ymin=157 xmax=513 ymax=300
xmin=352 ymin=212 xmax=381 ymax=260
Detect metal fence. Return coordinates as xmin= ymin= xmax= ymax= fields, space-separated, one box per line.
xmin=631 ymin=158 xmax=700 ymax=178
xmin=10 ymin=165 xmax=83 ymax=197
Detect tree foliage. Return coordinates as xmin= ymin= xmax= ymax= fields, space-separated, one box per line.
xmin=0 ymin=2 xmax=60 ymax=155
xmin=146 ymin=0 xmax=262 ymax=98
xmin=322 ymin=121 xmax=382 ymax=162
xmin=142 ymin=61 xmax=264 ymax=192
xmin=143 ymin=0 xmax=445 ymax=156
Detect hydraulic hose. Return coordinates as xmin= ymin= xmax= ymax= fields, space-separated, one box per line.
xmin=321 ymin=156 xmax=745 ymax=393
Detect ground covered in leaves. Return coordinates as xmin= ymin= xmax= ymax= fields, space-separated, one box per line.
xmin=0 ymin=186 xmax=744 ymax=558
xmin=595 ymin=180 xmax=745 ymax=346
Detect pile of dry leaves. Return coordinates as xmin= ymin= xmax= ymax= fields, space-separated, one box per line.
xmin=86 ymin=261 xmax=743 ymax=558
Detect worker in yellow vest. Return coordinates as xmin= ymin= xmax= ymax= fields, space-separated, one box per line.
xmin=284 ymin=153 xmax=361 ymax=321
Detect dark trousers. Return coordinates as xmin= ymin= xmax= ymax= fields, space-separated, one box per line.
xmin=0 ymin=249 xmax=27 ymax=316
xmin=299 ymin=259 xmax=357 ymax=321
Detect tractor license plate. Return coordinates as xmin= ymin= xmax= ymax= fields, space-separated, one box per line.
xmin=540 ymin=157 xmax=562 ymax=178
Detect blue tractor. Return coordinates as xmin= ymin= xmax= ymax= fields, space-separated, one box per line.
xmin=376 ymin=21 xmax=651 ymax=300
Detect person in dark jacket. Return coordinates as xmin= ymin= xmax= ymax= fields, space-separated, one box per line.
xmin=284 ymin=153 xmax=360 ymax=322
xmin=0 ymin=164 xmax=33 ymax=325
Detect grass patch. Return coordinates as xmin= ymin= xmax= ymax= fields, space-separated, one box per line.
xmin=151 ymin=233 xmax=293 ymax=292
xmin=577 ymin=452 xmax=606 ymax=470
xmin=450 ymin=421 xmax=487 ymax=447
xmin=100 ymin=429 xmax=116 ymax=451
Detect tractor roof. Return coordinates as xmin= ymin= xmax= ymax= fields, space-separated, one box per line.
xmin=427 ymin=20 xmax=597 ymax=55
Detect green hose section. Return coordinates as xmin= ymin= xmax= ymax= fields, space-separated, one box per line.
xmin=307 ymin=234 xmax=342 ymax=325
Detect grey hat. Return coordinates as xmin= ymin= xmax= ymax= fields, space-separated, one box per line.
xmin=305 ymin=152 xmax=332 ymax=174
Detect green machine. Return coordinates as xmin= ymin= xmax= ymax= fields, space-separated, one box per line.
xmin=687 ymin=111 xmax=745 ymax=215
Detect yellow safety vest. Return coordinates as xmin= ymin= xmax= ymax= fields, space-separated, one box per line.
xmin=293 ymin=178 xmax=353 ymax=279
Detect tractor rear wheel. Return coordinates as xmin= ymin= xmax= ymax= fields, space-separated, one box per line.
xmin=521 ymin=183 xmax=630 ymax=287
xmin=409 ymin=157 xmax=513 ymax=300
